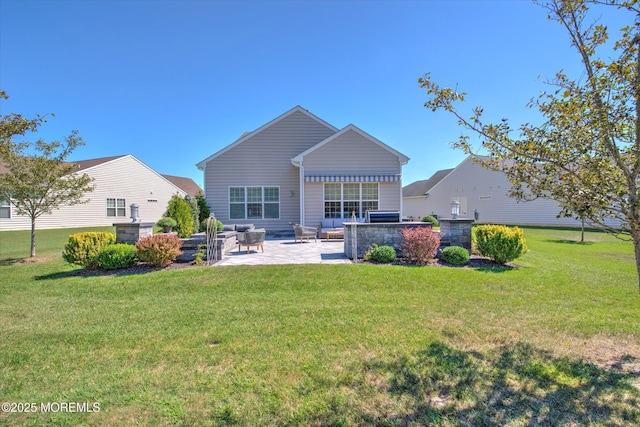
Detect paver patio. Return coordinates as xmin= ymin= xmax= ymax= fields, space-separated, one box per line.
xmin=216 ymin=237 xmax=351 ymax=266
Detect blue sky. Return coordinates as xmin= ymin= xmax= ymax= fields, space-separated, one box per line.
xmin=0 ymin=0 xmax=628 ymax=188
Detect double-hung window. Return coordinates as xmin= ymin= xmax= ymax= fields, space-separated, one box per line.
xmin=323 ymin=183 xmax=379 ymax=219
xmin=0 ymin=199 xmax=10 ymax=219
xmin=229 ymin=186 xmax=279 ymax=220
xmin=107 ymin=198 xmax=126 ymax=217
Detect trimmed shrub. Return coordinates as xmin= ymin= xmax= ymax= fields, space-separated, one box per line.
xmin=156 ymin=217 xmax=177 ymax=229
xmin=364 ymin=244 xmax=397 ymax=263
xmin=136 ymin=234 xmax=183 ymax=267
xmin=185 ymin=195 xmax=200 ymax=235
xmin=441 ymin=245 xmax=470 ymax=266
xmin=196 ymin=195 xmax=211 ymax=231
xmin=97 ymin=244 xmax=138 ymax=270
xmin=474 ymin=224 xmax=528 ymax=264
xmin=400 ymin=227 xmax=441 ymax=265
xmin=421 ymin=215 xmax=439 ymax=227
xmin=201 ymin=218 xmax=224 ymax=232
xmin=165 ymin=194 xmax=194 ymax=238
xmin=62 ymin=232 xmax=116 ymax=269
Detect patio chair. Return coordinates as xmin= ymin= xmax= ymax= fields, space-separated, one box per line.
xmin=237 ymin=228 xmax=266 ymax=253
xmin=293 ymin=224 xmax=317 ymax=243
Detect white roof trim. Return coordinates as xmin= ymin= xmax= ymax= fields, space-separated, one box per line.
xmin=196 ymin=106 xmax=339 ymax=170
xmin=292 ymin=124 xmax=409 ymax=165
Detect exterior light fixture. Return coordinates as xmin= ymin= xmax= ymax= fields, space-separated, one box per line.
xmin=130 ymin=203 xmax=140 ymax=223
xmin=450 ymin=200 xmax=460 ymax=220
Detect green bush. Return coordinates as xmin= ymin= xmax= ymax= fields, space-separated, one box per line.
xmin=136 ymin=234 xmax=183 ymax=267
xmin=364 ymin=244 xmax=397 ymax=263
xmin=441 ymin=246 xmax=470 ymax=266
xmin=156 ymin=217 xmax=177 ymax=229
xmin=165 ymin=194 xmax=194 ymax=238
xmin=474 ymin=224 xmax=528 ymax=264
xmin=196 ymin=195 xmax=211 ymax=231
xmin=421 ymin=215 xmax=439 ymax=227
xmin=201 ymin=218 xmax=224 ymax=232
xmin=401 ymin=226 xmax=441 ymax=265
xmin=62 ymin=232 xmax=116 ymax=269
xmin=185 ymin=195 xmax=200 ymax=235
xmin=97 ymin=244 xmax=138 ymax=270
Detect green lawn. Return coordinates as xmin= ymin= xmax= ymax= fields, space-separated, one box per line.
xmin=0 ymin=226 xmax=639 ymax=426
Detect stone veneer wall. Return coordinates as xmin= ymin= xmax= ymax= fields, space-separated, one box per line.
xmin=113 ymin=222 xmax=154 ymax=244
xmin=177 ymin=231 xmax=238 ymax=262
xmin=343 ymin=222 xmax=433 ymax=259
xmin=438 ymin=219 xmax=474 ymax=251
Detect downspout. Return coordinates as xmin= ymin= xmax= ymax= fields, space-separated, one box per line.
xmin=291 ymin=158 xmax=305 ymax=226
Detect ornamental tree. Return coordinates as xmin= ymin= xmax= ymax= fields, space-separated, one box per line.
xmin=0 ymin=91 xmax=95 ymax=257
xmin=419 ymin=0 xmax=640 ymax=291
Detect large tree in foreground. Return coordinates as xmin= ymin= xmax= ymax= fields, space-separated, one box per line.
xmin=419 ymin=0 xmax=640 ymax=291
xmin=0 ymin=91 xmax=95 ymax=257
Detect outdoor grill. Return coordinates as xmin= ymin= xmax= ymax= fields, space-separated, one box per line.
xmin=366 ymin=210 xmax=401 ymax=223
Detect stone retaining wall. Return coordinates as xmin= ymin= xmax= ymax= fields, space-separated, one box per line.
xmin=343 ymin=222 xmax=433 ymax=259
xmin=177 ymin=231 xmax=237 ymax=262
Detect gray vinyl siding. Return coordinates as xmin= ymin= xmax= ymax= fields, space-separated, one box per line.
xmin=302 ymin=129 xmax=402 ymax=175
xmin=202 ymin=110 xmax=336 ymax=231
xmin=404 ymin=156 xmax=619 ymax=227
xmin=0 ymin=155 xmax=185 ymax=231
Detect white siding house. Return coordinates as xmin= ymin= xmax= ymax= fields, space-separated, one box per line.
xmin=0 ymin=155 xmax=193 ymax=231
xmin=403 ymin=155 xmax=592 ymax=227
xmin=197 ymin=106 xmax=409 ymax=233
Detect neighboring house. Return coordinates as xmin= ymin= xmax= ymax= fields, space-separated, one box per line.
xmin=403 ymin=155 xmax=596 ymax=227
xmin=197 ymin=106 xmax=410 ymax=233
xmin=0 ymin=154 xmax=197 ymax=231
xmin=162 ymin=175 xmax=203 ymax=197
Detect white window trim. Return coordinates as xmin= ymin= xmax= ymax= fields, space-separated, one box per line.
xmin=106 ymin=197 xmax=127 ymax=218
xmin=323 ymin=183 xmax=379 ymax=219
xmin=228 ymin=186 xmax=280 ymax=220
xmin=0 ymin=199 xmax=11 ymax=220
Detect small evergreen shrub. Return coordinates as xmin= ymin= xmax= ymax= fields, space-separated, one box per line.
xmin=156 ymin=217 xmax=177 ymax=229
xmin=196 ymin=195 xmax=211 ymax=231
xmin=136 ymin=234 xmax=183 ymax=267
xmin=200 ymin=218 xmax=224 ymax=232
xmin=441 ymin=246 xmax=470 ymax=266
xmin=62 ymin=232 xmax=116 ymax=269
xmin=364 ymin=244 xmax=397 ymax=263
xmin=474 ymin=224 xmax=528 ymax=264
xmin=421 ymin=215 xmax=439 ymax=227
xmin=165 ymin=194 xmax=194 ymax=238
xmin=400 ymin=227 xmax=441 ymax=265
xmin=185 ymin=195 xmax=200 ymax=235
xmin=97 ymin=244 xmax=138 ymax=270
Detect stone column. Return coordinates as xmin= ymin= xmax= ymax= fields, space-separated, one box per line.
xmin=439 ymin=218 xmax=474 ymax=251
xmin=113 ymin=222 xmax=155 ymax=244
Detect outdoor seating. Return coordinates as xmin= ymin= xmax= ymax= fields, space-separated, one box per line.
xmin=320 ymin=218 xmax=345 ymax=240
xmin=237 ymin=228 xmax=266 ymax=253
xmin=293 ymin=224 xmax=317 ymax=242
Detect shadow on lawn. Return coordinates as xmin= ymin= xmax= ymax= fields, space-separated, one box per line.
xmin=545 ymin=239 xmax=595 ymax=245
xmin=334 ymin=342 xmax=640 ymax=426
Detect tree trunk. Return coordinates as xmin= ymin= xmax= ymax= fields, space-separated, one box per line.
xmin=30 ymin=216 xmax=36 ymax=258
xmin=634 ymin=231 xmax=640 ymax=293
xmin=581 ymin=218 xmax=585 ymax=243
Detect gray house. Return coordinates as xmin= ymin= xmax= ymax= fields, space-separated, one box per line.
xmin=196 ymin=106 xmax=409 ymax=233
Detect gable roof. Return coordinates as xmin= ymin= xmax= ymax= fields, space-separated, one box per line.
xmin=402 ymin=168 xmax=454 ymax=198
xmin=291 ymin=124 xmax=409 ymax=165
xmin=196 ymin=105 xmax=339 ymax=170
xmin=71 ymin=155 xmax=128 ymax=172
xmin=162 ymin=174 xmax=203 ymax=196
xmin=0 ymin=155 xmax=128 ymax=176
